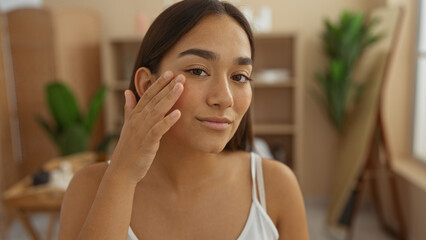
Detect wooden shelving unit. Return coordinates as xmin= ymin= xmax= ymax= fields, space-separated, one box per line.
xmin=250 ymin=34 xmax=300 ymax=169
xmin=105 ymin=38 xmax=142 ymax=134
xmin=105 ymin=33 xmax=302 ymax=170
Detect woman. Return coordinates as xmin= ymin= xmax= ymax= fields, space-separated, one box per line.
xmin=59 ymin=0 xmax=309 ymax=239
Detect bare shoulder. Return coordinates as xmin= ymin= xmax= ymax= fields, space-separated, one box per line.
xmin=261 ymin=158 xmax=301 ymax=211
xmin=261 ymin=158 xmax=309 ymax=239
xmin=63 ymin=161 xmax=109 ymax=201
xmin=261 ymin=158 xmax=299 ymax=193
xmin=59 ymin=162 xmax=109 ymax=238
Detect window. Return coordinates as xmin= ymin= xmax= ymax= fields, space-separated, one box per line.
xmin=414 ymin=0 xmax=426 ymax=162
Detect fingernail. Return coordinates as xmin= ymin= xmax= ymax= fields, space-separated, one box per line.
xmin=124 ymin=90 xmax=128 ymax=104
xmin=175 ymin=75 xmax=183 ymax=83
xmin=173 ymin=83 xmax=181 ymax=93
xmin=163 ymin=71 xmax=172 ymax=80
xmin=170 ymin=110 xmax=179 ymax=119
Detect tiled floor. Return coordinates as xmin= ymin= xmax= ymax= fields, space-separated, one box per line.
xmin=5 ymin=198 xmax=396 ymax=240
xmin=305 ymin=198 xmax=396 ymax=240
xmin=6 ymin=213 xmax=60 ymax=240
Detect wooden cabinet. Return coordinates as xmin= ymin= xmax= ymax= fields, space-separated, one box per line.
xmin=250 ymin=34 xmax=301 ymax=170
xmin=106 ymin=34 xmax=301 ymax=171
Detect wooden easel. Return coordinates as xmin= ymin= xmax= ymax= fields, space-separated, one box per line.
xmin=346 ymin=7 xmax=407 ymax=240
xmin=347 ymin=113 xmax=407 ymax=240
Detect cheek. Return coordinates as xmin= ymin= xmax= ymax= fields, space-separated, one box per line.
xmin=169 ymin=83 xmax=252 ymax=116
xmin=236 ymin=88 xmax=252 ymax=113
xmin=170 ymin=82 xmax=200 ymax=113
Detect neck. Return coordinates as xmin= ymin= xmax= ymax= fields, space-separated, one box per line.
xmin=143 ymin=137 xmax=231 ymax=192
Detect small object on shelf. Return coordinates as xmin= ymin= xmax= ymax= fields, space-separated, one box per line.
xmin=253 ymin=68 xmax=290 ymax=84
xmin=240 ymin=5 xmax=272 ymax=33
xmin=32 ymin=169 xmax=50 ymax=186
xmin=48 ymin=161 xmax=74 ymax=190
xmin=136 ymin=11 xmax=149 ymax=36
xmin=0 ymin=0 xmax=42 ymax=12
xmin=254 ymin=6 xmax=272 ymax=33
xmin=254 ymin=137 xmax=274 ymax=159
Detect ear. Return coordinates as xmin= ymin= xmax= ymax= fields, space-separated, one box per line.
xmin=134 ymin=67 xmax=154 ymax=98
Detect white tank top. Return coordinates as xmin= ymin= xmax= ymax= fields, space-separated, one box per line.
xmin=109 ymin=152 xmax=279 ymax=239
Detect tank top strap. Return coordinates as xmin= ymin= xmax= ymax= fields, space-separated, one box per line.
xmin=250 ymin=152 xmax=257 ymax=200
xmin=250 ymin=152 xmax=267 ymax=211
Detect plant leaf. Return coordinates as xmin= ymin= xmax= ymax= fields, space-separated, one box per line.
xmin=35 ymin=116 xmax=59 ymax=144
xmin=57 ymin=124 xmax=88 ymax=156
xmin=313 ymin=10 xmax=382 ymax=132
xmin=95 ymin=133 xmax=119 ymax=153
xmin=46 ymin=82 xmax=81 ymax=129
xmin=83 ymin=85 xmax=107 ymax=134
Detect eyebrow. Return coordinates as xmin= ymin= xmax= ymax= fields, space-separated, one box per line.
xmin=178 ymin=48 xmax=253 ymax=66
xmin=235 ymin=57 xmax=253 ymax=66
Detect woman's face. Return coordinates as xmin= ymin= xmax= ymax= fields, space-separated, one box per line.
xmin=156 ymin=15 xmax=253 ymax=153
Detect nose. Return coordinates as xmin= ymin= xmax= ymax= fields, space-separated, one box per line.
xmin=206 ymin=75 xmax=234 ymax=109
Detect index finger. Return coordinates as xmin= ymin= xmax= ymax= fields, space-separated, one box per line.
xmin=136 ymin=70 xmax=174 ymax=110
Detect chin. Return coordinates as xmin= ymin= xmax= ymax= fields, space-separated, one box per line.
xmin=191 ymin=140 xmax=228 ymax=154
xmin=161 ymin=132 xmax=226 ymax=153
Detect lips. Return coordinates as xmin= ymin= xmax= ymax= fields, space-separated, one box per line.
xmin=197 ymin=116 xmax=232 ymax=130
xmin=197 ymin=117 xmax=232 ymax=123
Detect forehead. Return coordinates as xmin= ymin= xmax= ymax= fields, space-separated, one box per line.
xmin=166 ymin=15 xmax=251 ymax=59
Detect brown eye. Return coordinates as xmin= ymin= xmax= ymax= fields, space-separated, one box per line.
xmin=231 ymin=74 xmax=252 ymax=83
xmin=186 ymin=68 xmax=208 ymax=76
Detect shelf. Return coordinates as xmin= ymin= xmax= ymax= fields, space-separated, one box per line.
xmin=393 ymin=159 xmax=426 ymax=192
xmin=111 ymin=36 xmax=142 ymax=44
xmin=106 ymin=34 xmax=300 ymax=170
xmin=253 ymin=124 xmax=294 ymax=135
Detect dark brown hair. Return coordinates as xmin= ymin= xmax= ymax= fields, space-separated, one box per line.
xmin=129 ymin=0 xmax=254 ymax=152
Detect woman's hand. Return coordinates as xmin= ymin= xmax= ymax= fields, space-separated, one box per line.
xmin=109 ymin=71 xmax=185 ymax=185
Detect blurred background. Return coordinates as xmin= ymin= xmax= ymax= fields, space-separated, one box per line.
xmin=0 ymin=0 xmax=425 ymax=239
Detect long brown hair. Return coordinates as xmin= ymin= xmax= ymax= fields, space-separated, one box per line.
xmin=129 ymin=0 xmax=254 ymax=152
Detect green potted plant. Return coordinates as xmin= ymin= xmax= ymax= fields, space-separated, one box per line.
xmin=36 ymin=82 xmax=109 ymax=156
xmin=316 ymin=11 xmax=383 ymax=132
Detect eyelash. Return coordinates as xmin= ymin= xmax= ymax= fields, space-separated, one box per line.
xmin=185 ymin=68 xmax=252 ymax=83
